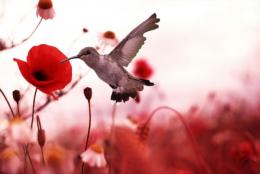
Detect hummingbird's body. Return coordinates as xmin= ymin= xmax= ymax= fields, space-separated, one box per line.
xmin=66 ymin=13 xmax=160 ymax=102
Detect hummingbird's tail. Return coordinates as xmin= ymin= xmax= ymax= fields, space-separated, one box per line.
xmin=110 ymin=78 xmax=154 ymax=102
xmin=140 ymin=79 xmax=154 ymax=86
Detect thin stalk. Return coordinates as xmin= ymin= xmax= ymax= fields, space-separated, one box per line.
xmin=26 ymin=145 xmax=36 ymax=174
xmin=81 ymin=100 xmax=92 ymax=174
xmin=110 ymin=102 xmax=117 ymax=136
xmin=144 ymin=106 xmax=213 ymax=174
xmin=24 ymin=145 xmax=36 ymax=174
xmin=0 ymin=88 xmax=15 ymax=118
xmin=108 ymin=102 xmax=117 ymax=174
xmin=16 ymin=102 xmax=20 ymax=116
xmin=21 ymin=18 xmax=43 ymax=43
xmin=40 ymin=147 xmax=45 ymax=165
xmin=23 ymin=146 xmax=27 ymax=174
xmin=30 ymin=88 xmax=38 ymax=129
xmin=4 ymin=18 xmax=43 ymax=51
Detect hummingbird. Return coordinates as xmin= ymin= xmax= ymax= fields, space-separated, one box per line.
xmin=63 ymin=13 xmax=160 ymax=102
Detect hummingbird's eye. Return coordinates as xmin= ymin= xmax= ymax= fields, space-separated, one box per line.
xmin=86 ymin=50 xmax=91 ymax=55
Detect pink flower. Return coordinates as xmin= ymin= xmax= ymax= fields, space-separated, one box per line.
xmin=36 ymin=0 xmax=55 ymax=20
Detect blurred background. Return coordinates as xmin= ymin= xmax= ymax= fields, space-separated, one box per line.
xmin=1 ymin=0 xmax=260 ymax=136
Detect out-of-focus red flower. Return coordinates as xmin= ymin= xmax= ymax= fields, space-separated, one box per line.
xmin=133 ymin=59 xmax=153 ymax=79
xmin=98 ymin=30 xmax=118 ymax=47
xmin=36 ymin=0 xmax=55 ymax=20
xmin=14 ymin=44 xmax=72 ymax=97
xmin=175 ymin=169 xmax=194 ymax=174
xmin=229 ymin=141 xmax=254 ymax=163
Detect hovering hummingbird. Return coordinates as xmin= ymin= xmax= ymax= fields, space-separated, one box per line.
xmin=63 ymin=13 xmax=160 ymax=102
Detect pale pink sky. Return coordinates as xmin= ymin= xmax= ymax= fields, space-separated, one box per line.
xmin=1 ymin=0 xmax=260 ymax=134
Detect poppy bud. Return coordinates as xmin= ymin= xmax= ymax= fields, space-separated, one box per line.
xmin=38 ymin=0 xmax=53 ymax=10
xmin=103 ymin=31 xmax=116 ymax=39
xmin=84 ymin=87 xmax=92 ymax=101
xmin=38 ymin=129 xmax=46 ymax=147
xmin=12 ymin=90 xmax=21 ymax=103
xmin=82 ymin=28 xmax=88 ymax=33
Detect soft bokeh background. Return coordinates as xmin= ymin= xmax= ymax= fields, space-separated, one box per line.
xmin=1 ymin=0 xmax=260 ymax=135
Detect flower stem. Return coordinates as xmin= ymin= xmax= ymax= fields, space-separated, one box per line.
xmin=144 ymin=106 xmax=213 ymax=174
xmin=21 ymin=18 xmax=43 ymax=43
xmin=30 ymin=88 xmax=38 ymax=129
xmin=23 ymin=146 xmax=27 ymax=174
xmin=107 ymin=102 xmax=117 ymax=174
xmin=24 ymin=145 xmax=36 ymax=174
xmin=110 ymin=102 xmax=117 ymax=136
xmin=4 ymin=18 xmax=43 ymax=51
xmin=40 ymin=147 xmax=45 ymax=165
xmin=0 ymin=88 xmax=15 ymax=118
xmin=81 ymin=100 xmax=92 ymax=174
xmin=16 ymin=102 xmax=20 ymax=116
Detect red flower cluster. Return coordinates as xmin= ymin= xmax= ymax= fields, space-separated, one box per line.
xmin=133 ymin=59 xmax=153 ymax=79
xmin=14 ymin=44 xmax=72 ymax=97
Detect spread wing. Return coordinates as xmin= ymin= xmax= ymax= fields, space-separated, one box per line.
xmin=109 ymin=13 xmax=160 ymax=67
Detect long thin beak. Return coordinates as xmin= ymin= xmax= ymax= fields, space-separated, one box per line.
xmin=59 ymin=56 xmax=78 ymax=64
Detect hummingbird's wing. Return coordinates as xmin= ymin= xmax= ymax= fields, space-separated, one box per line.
xmin=108 ymin=13 xmax=160 ymax=67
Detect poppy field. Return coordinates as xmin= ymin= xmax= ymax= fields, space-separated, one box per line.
xmin=0 ymin=0 xmax=260 ymax=174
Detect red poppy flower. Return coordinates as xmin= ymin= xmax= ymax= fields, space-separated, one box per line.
xmin=133 ymin=59 xmax=153 ymax=79
xmin=14 ymin=44 xmax=72 ymax=97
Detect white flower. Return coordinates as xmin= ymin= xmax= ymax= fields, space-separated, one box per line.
xmin=0 ymin=118 xmax=9 ymax=134
xmin=80 ymin=144 xmax=107 ymax=167
xmin=6 ymin=117 xmax=33 ymax=145
xmin=0 ymin=148 xmax=22 ymax=174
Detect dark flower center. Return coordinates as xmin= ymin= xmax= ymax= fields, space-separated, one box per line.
xmin=33 ymin=71 xmax=48 ymax=81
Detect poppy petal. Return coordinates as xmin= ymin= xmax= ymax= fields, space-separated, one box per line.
xmin=14 ymin=44 xmax=72 ymax=97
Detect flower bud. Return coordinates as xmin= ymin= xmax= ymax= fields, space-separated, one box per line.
xmin=84 ymin=87 xmax=92 ymax=101
xmin=38 ymin=129 xmax=46 ymax=147
xmin=38 ymin=0 xmax=53 ymax=10
xmin=103 ymin=31 xmax=116 ymax=39
xmin=82 ymin=28 xmax=88 ymax=33
xmin=12 ymin=90 xmax=21 ymax=103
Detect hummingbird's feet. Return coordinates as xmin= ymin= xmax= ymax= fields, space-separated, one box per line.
xmin=109 ymin=84 xmax=117 ymax=89
xmin=111 ymin=90 xmax=137 ymax=102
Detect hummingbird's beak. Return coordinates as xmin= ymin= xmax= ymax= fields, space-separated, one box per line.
xmin=59 ymin=56 xmax=79 ymax=64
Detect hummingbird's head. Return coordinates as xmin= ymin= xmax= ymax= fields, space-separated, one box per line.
xmin=60 ymin=47 xmax=99 ymax=66
xmin=78 ymin=47 xmax=99 ymax=58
